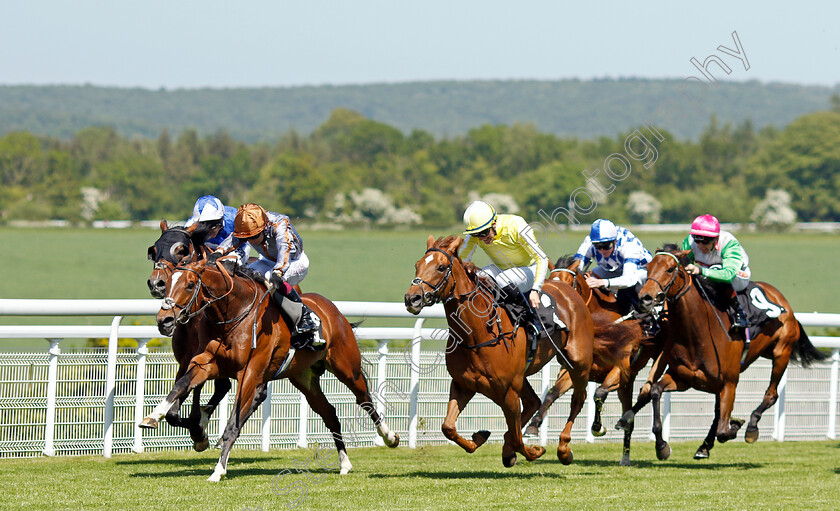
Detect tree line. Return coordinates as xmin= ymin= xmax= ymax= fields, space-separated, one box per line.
xmin=1 ymin=104 xmax=839 ymax=228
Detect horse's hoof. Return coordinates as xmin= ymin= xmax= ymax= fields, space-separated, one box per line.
xmin=730 ymin=417 xmax=745 ymax=433
xmin=616 ymin=412 xmax=634 ymax=431
xmin=619 ymin=455 xmax=631 ymax=467
xmin=694 ymin=448 xmax=710 ymax=460
xmin=591 ymin=424 xmax=607 ymax=437
xmin=387 ymin=433 xmax=400 ymax=448
xmin=138 ymin=417 xmax=158 ymax=429
xmin=472 ymin=430 xmax=491 ymax=448
xmin=502 ymin=453 xmax=517 ymax=467
xmin=744 ymin=427 xmax=759 ymax=444
xmin=524 ymin=424 xmax=540 ymax=437
xmin=557 ymin=449 xmax=574 ymax=465
xmin=214 ymin=437 xmax=224 ymax=450
xmin=193 ymin=437 xmax=210 ymax=452
xmin=526 ymin=446 xmax=546 ymax=461
xmin=656 ymin=442 xmax=671 ymax=461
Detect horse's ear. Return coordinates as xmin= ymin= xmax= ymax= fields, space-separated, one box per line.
xmin=426 ymin=235 xmax=435 ymax=249
xmin=159 ymin=219 xmax=168 ymax=232
xmin=570 ymin=259 xmax=581 ymax=271
xmin=184 ymin=222 xmax=198 ymax=234
xmin=676 ymin=249 xmax=691 ymax=259
xmin=448 ymin=236 xmax=463 ymax=253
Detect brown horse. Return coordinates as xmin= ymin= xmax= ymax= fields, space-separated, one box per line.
xmin=404 ymin=235 xmax=593 ymax=466
xmin=524 ymin=256 xmax=663 ymax=466
xmin=619 ymin=246 xmax=827 ymax=460
xmin=140 ymin=259 xmax=399 ymax=481
xmin=145 ymin=220 xmax=230 ymax=451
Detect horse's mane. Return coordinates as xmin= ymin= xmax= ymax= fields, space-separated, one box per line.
xmin=554 ymin=254 xmax=578 ymax=270
xmin=432 ymin=235 xmax=496 ymax=290
xmin=657 ymin=243 xmax=692 ymax=267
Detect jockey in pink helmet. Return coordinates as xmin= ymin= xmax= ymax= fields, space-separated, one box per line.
xmin=681 ymin=214 xmax=750 ymax=334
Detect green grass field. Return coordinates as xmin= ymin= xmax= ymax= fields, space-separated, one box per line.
xmin=0 ymin=440 xmax=838 ymax=510
xmin=1 ymin=226 xmax=838 ymax=348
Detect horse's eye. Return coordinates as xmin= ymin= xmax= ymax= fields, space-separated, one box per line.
xmin=666 ymin=267 xmax=676 ymax=274
xmin=437 ymin=265 xmax=447 ymax=272
xmin=186 ymin=281 xmax=195 ymax=290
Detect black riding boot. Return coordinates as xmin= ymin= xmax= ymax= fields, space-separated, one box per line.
xmin=728 ymin=292 xmax=748 ymax=336
xmin=272 ymin=288 xmax=322 ymax=349
xmin=499 ymin=284 xmax=541 ymax=344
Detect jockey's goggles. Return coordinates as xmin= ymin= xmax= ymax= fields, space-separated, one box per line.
xmin=474 ymin=227 xmax=493 ymax=239
xmin=593 ymin=241 xmax=614 ymax=250
xmin=693 ymin=236 xmax=716 ymax=245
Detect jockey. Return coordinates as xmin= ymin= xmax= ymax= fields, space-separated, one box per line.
xmin=214 ymin=203 xmax=321 ymax=348
xmin=184 ymin=195 xmax=246 ymax=261
xmin=458 ymin=200 xmax=549 ymax=343
xmin=574 ymin=218 xmax=653 ymax=318
xmin=681 ymin=214 xmax=750 ymax=335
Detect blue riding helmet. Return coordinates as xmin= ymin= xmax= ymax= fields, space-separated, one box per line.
xmin=589 ymin=219 xmax=618 ymax=243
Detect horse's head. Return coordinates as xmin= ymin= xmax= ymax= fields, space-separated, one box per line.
xmin=147 ymin=219 xmax=197 ymax=298
xmin=404 ymin=235 xmax=462 ymax=314
xmin=156 ymin=259 xmax=209 ymax=336
xmin=638 ymin=245 xmax=692 ymax=313
xmin=550 ymin=254 xmax=582 ymax=286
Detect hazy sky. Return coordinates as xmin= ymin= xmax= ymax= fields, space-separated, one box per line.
xmin=2 ymin=1 xmax=837 ymax=89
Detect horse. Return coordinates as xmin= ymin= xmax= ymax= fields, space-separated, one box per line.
xmin=523 ymin=255 xmax=663 ymax=466
xmin=145 ymin=219 xmax=230 ymax=451
xmin=140 ymin=258 xmax=399 ymax=481
xmin=404 ymin=235 xmax=593 ymax=466
xmin=618 ymin=245 xmax=827 ymax=460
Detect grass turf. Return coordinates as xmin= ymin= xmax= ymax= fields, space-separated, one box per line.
xmin=0 ymin=440 xmax=837 ymax=510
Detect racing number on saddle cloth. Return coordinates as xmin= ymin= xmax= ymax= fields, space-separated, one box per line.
xmin=747 ymin=285 xmax=783 ymax=319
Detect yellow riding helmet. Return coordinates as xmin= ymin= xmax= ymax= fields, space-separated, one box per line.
xmin=463 ymin=201 xmax=497 ymax=235
xmin=234 ymin=203 xmax=268 ymax=238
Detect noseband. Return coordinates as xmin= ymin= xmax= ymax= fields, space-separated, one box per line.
xmin=645 ymin=251 xmax=692 ymax=303
xmin=411 ymin=248 xmax=456 ymax=306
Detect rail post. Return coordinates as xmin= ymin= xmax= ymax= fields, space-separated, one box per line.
xmin=261 ymin=382 xmax=272 ymax=452
xmin=42 ymin=338 xmax=61 ymax=457
xmin=538 ymin=361 xmax=551 ymax=447
xmin=827 ymin=349 xmax=839 ymax=440
xmin=132 ymin=338 xmax=150 ymax=453
xmin=773 ymin=370 xmax=788 ymax=441
xmin=103 ymin=316 xmax=122 ymax=458
xmin=408 ymin=318 xmax=424 ymax=448
xmin=374 ymin=340 xmax=389 ymax=447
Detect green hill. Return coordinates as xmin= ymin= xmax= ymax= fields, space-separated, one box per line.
xmin=1 ymin=79 xmax=836 ymax=142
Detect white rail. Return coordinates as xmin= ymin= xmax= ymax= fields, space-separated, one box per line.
xmin=0 ymin=299 xmax=838 ymax=459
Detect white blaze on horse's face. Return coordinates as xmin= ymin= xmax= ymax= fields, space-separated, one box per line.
xmin=168 ymin=271 xmax=185 ymax=299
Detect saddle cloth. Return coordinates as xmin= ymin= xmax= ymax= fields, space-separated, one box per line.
xmin=736 ymin=282 xmax=786 ymax=340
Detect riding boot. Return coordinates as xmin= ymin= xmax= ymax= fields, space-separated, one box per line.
xmin=728 ymin=292 xmax=748 ymax=337
xmin=272 ymin=288 xmax=323 ymax=349
xmin=499 ymin=284 xmax=541 ymax=344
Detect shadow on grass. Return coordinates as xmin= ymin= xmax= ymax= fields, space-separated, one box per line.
xmin=116 ymin=456 xmax=269 ymax=467
xmin=574 ymin=459 xmax=764 ymax=470
xmin=129 ymin=466 xmax=340 ymax=479
xmin=370 ymin=470 xmax=567 ymax=480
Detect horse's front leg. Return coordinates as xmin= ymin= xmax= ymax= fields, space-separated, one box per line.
xmin=556 ymin=371 xmax=587 ymax=465
xmin=141 ymin=350 xmax=220 ymax=429
xmin=694 ymin=397 xmax=721 ymax=459
xmin=208 ymin=372 xmax=268 ymax=483
xmin=592 ymin=365 xmax=623 ymax=437
xmin=441 ymin=380 xmax=486 ymax=453
xmin=524 ymin=369 xmax=572 ymax=436
xmin=616 ymin=351 xmax=666 ymax=431
xmin=500 ymin=385 xmax=545 ymax=467
xmin=650 ymin=373 xmax=686 ymax=461
xmin=715 ymin=381 xmax=743 ymax=443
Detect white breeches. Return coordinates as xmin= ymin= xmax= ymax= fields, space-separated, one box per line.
xmin=479 ymin=263 xmax=538 ymax=293
xmin=248 ymin=252 xmax=310 ymax=286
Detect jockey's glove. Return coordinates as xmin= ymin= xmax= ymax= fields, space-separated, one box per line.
xmin=269 ymin=269 xmax=285 ymax=289
xmin=206 ymin=251 xmax=222 ymax=265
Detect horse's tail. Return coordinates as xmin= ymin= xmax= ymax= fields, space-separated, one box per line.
xmin=791 ymin=321 xmax=830 ymax=368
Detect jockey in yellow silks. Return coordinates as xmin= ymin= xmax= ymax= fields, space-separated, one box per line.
xmin=458 ymin=200 xmax=549 ymax=342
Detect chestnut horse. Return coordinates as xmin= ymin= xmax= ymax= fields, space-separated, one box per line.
xmin=404 ymin=236 xmax=593 ymax=466
xmin=140 ymin=259 xmax=399 ymax=481
xmin=619 ymin=246 xmax=827 ymax=460
xmin=145 ymin=220 xmax=230 ymax=451
xmin=524 ymin=256 xmax=663 ymax=466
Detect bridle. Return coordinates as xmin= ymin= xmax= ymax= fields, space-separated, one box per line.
xmin=645 ymin=251 xmax=692 ymax=304
xmin=411 ymin=248 xmax=456 ymax=306
xmin=161 ymin=263 xmax=257 ymax=326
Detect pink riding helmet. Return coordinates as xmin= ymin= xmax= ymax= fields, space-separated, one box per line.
xmin=690 ymin=214 xmax=720 ymax=237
